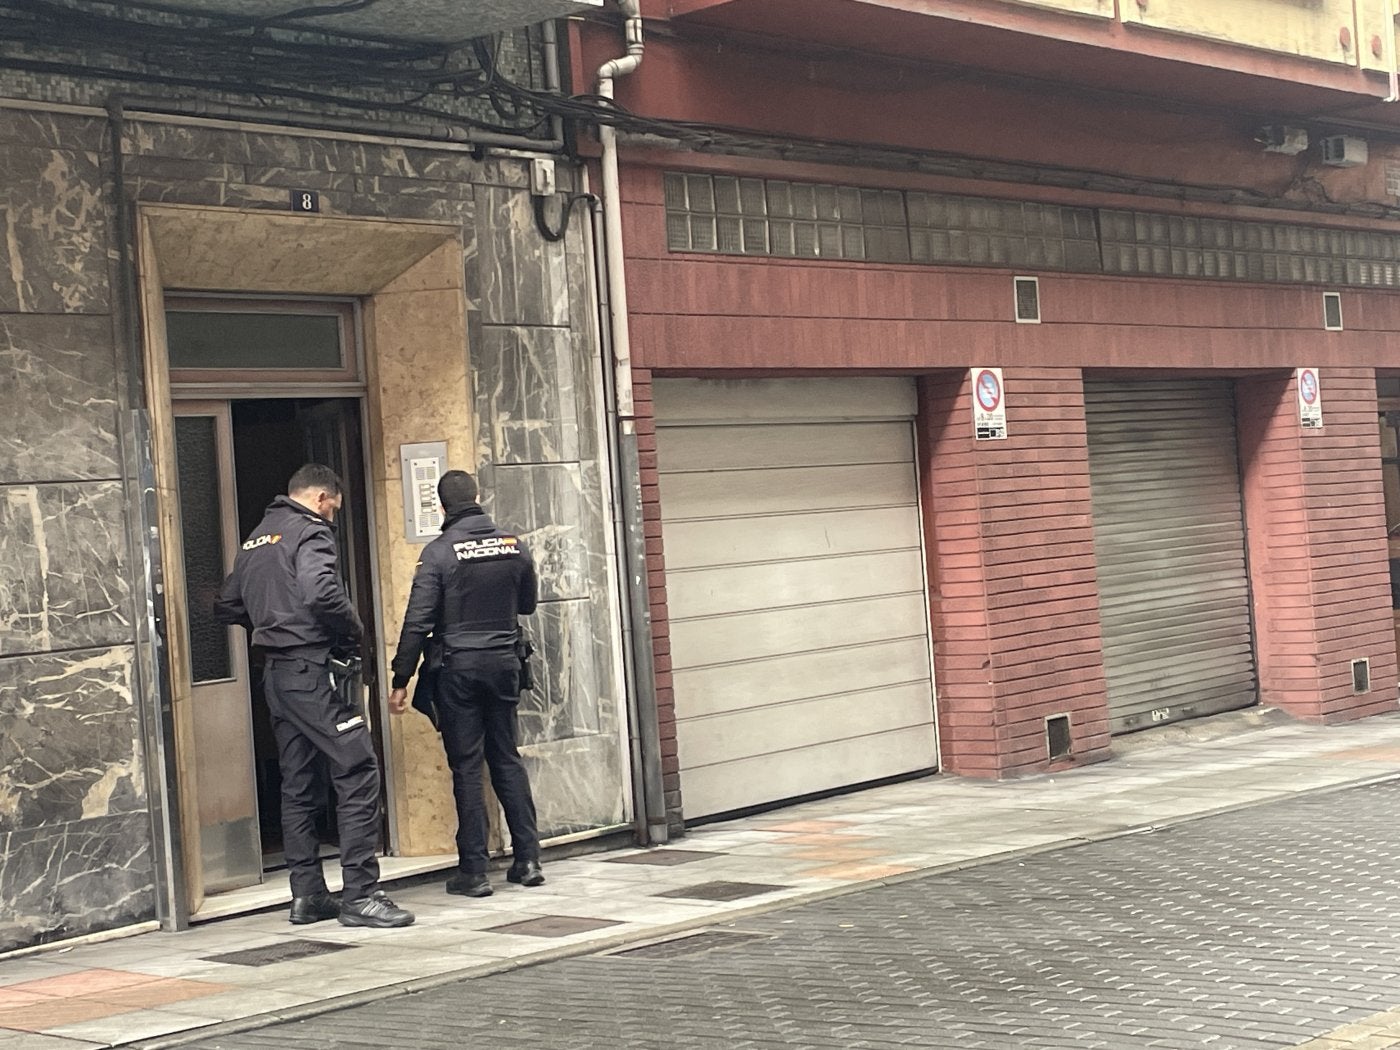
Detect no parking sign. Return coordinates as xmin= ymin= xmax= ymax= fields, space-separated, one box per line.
xmin=973 ymin=367 xmax=1007 ymax=440
xmin=1297 ymin=367 xmax=1323 ymax=430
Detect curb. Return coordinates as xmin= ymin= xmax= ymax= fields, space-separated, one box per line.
xmin=129 ymin=767 xmax=1400 ymax=1050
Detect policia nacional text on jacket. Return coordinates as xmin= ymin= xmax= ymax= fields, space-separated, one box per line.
xmin=214 ymin=463 xmax=413 ymax=929
xmin=388 ymin=469 xmax=545 ymax=897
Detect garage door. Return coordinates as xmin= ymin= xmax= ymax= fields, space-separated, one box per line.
xmin=1084 ymin=379 xmax=1258 ymax=734
xmin=654 ymin=378 xmax=939 ymax=820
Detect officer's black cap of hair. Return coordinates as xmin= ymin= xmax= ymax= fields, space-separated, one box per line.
xmin=288 ymin=463 xmax=342 ymax=496
xmin=438 ymin=470 xmax=479 ymax=511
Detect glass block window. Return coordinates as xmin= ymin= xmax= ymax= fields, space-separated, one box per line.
xmin=907 ymin=192 xmax=1098 ymax=271
xmin=665 ymin=173 xmax=911 ymax=262
xmin=664 ymin=170 xmax=1400 ymax=292
xmin=1100 ymin=210 xmax=1400 ymax=288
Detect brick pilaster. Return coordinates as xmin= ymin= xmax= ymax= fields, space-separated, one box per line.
xmin=629 ymin=368 xmax=685 ymax=831
xmin=1237 ymin=369 xmax=1398 ymax=722
xmin=918 ymin=369 xmax=1112 ymax=777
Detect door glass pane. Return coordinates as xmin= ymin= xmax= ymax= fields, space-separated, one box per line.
xmin=166 ymin=311 xmax=342 ymax=370
xmin=175 ymin=415 xmax=233 ymax=683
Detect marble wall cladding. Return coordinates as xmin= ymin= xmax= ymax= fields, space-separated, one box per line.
xmin=0 ymin=314 xmax=121 ymax=484
xmin=520 ymin=734 xmax=627 ymax=840
xmin=474 ymin=326 xmax=581 ymax=466
xmin=0 ymin=481 xmax=133 ymax=657
xmin=484 ymin=462 xmax=593 ymax=601
xmin=0 ymin=144 xmax=110 ymax=314
xmin=476 ymin=186 xmax=571 ymax=327
xmin=0 ymin=813 xmax=155 ymax=953
xmin=0 ymin=111 xmax=107 ymax=152
xmin=517 ymin=597 xmax=612 ymax=746
xmin=0 ymin=646 xmax=143 ymax=833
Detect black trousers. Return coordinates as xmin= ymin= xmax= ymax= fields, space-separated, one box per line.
xmin=437 ymin=653 xmax=540 ymax=875
xmin=263 ymin=655 xmax=381 ymax=901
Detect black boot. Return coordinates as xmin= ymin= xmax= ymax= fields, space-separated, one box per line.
xmin=288 ymin=890 xmax=340 ymax=925
xmin=507 ymin=859 xmax=545 ymax=887
xmin=446 ymin=873 xmax=493 ymax=898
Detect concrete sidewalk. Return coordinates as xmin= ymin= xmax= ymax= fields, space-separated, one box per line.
xmin=6 ymin=710 xmax=1400 ymax=1050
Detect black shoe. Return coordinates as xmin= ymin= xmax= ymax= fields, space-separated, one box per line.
xmin=338 ymin=890 xmax=415 ymax=928
xmin=288 ymin=891 xmax=340 ymax=925
xmin=507 ymin=859 xmax=545 ymax=887
xmin=446 ymin=873 xmax=493 ymax=898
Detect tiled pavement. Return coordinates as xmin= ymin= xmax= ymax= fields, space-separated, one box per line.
xmin=7 ymin=710 xmax=1400 ymax=1049
xmin=178 ymin=779 xmax=1400 ymax=1050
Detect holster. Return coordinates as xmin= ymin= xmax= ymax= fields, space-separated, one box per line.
xmin=514 ymin=632 xmax=536 ymax=693
xmin=412 ymin=635 xmax=444 ymax=729
xmin=327 ymin=652 xmax=363 ymax=699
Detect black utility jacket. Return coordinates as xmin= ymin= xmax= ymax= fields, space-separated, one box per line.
xmin=214 ymin=495 xmax=363 ymax=660
xmin=390 ymin=505 xmax=538 ymax=689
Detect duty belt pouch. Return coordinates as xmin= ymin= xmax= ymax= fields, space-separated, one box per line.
xmin=514 ymin=632 xmax=537 ymax=693
xmin=412 ymin=635 xmax=444 ymax=729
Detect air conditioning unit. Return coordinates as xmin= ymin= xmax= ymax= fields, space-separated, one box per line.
xmin=1320 ymin=135 xmax=1368 ymax=167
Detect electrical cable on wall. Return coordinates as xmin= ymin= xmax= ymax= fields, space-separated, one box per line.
xmin=6 ymin=0 xmax=1400 ymax=223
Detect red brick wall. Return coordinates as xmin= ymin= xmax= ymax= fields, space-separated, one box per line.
xmin=917 ymin=369 xmax=1112 ymax=778
xmin=1237 ymin=369 xmax=1398 ymax=722
xmin=629 ymin=370 xmax=685 ymax=829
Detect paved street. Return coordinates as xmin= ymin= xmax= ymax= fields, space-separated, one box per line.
xmin=175 ymin=780 xmax=1400 ymax=1050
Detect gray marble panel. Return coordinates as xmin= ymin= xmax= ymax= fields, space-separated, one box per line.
xmin=0 ymin=481 xmax=133 ymax=656
xmin=0 ymin=813 xmax=155 ymax=953
xmin=484 ymin=463 xmax=588 ymax=601
xmin=52 ymin=812 xmax=155 ymax=940
xmin=475 ymin=326 xmax=581 ymax=466
xmin=0 ymin=147 xmax=110 ymax=314
xmin=0 ymin=314 xmax=121 ymax=485
xmin=340 ymin=193 xmax=470 ymax=224
xmin=476 ymin=186 xmax=570 ymax=327
xmin=520 ymin=732 xmax=627 ymax=841
xmin=0 ymin=110 xmax=107 ymax=152
xmin=0 ymin=646 xmax=144 ymax=833
xmin=517 ymin=597 xmax=605 ymax=746
xmin=0 ymin=823 xmax=65 ymax=953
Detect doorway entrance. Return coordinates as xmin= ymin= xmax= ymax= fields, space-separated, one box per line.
xmin=164 ymin=292 xmax=385 ymax=900
xmin=173 ymin=395 xmax=383 ymax=895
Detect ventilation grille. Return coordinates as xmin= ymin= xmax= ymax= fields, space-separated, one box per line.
xmin=1324 ymin=292 xmax=1344 ymax=330
xmin=1046 ymin=714 xmax=1072 ymax=760
xmin=1015 ymin=276 xmax=1041 ymax=323
xmin=1353 ymin=658 xmax=1371 ymax=694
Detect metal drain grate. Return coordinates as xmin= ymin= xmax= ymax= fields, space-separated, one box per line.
xmin=605 ymin=849 xmax=724 ymax=867
xmin=653 ymin=881 xmax=788 ymax=902
xmin=608 ymin=929 xmax=772 ymax=960
xmin=483 ymin=915 xmax=625 ymax=938
xmin=203 ymin=939 xmax=356 ymax=967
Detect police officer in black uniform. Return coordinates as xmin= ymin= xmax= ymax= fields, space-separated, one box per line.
xmin=215 ymin=463 xmax=413 ymax=929
xmin=388 ymin=469 xmax=544 ymax=898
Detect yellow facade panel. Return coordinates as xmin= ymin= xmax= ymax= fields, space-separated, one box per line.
xmin=996 ymin=0 xmax=1113 ymax=18
xmin=1121 ymin=0 xmax=1359 ymax=65
xmin=1356 ymin=0 xmax=1400 ymax=72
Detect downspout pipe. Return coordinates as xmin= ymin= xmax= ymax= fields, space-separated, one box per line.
xmin=598 ymin=0 xmax=644 ymax=417
xmin=1385 ymin=8 xmax=1399 ymax=104
xmin=596 ymin=0 xmax=670 ymax=844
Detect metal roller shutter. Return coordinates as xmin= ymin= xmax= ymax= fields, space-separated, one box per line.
xmin=1085 ymin=380 xmax=1258 ymax=734
xmin=655 ymin=378 xmax=939 ymax=820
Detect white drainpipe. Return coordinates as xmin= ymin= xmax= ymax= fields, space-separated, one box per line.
xmin=597 ymin=0 xmax=644 ymax=419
